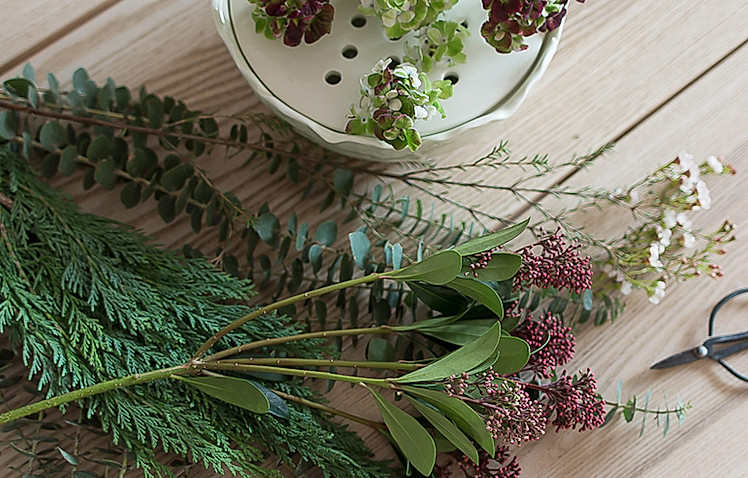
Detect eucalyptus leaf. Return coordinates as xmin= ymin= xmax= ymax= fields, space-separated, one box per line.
xmin=447 ymin=277 xmax=503 ymax=318
xmin=395 ymin=322 xmax=501 ymax=383
xmin=57 ymin=446 xmax=79 ymax=465
xmin=40 ymin=121 xmax=67 ymax=150
xmin=174 ymin=375 xmax=269 ymax=413
xmin=407 ymin=397 xmax=479 ymax=465
xmin=367 ymin=337 xmax=395 ymax=362
xmin=348 ymin=231 xmax=370 ymax=269
xmin=0 ymin=111 xmax=15 ymax=140
xmin=401 ymin=386 xmax=494 ymax=455
xmin=453 ymin=219 xmax=529 ymax=256
xmin=314 ymin=220 xmax=338 ymax=247
xmin=368 ymin=388 xmax=435 ymax=476
xmin=119 ymin=182 xmax=141 ymax=209
xmin=255 ymin=213 xmax=280 ymax=245
xmin=462 ymin=252 xmax=522 ymax=282
xmin=94 ymin=158 xmax=118 ymax=190
xmin=387 ymin=250 xmax=461 ymax=285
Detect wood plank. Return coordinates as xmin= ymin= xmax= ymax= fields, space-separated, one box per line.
xmin=0 ymin=0 xmax=120 ymax=75
xmin=0 ymin=1 xmax=746 ymax=477
xmin=3 ymin=0 xmax=741 ymax=254
xmin=514 ymin=42 xmax=748 ymax=478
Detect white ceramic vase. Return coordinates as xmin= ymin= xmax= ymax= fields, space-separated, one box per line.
xmin=212 ymin=0 xmax=563 ymax=160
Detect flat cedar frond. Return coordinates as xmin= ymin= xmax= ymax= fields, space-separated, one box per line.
xmin=0 ymin=149 xmax=389 ymax=477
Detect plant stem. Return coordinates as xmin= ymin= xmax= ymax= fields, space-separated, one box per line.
xmin=193 ymin=272 xmax=391 ymax=360
xmin=270 ymin=389 xmax=385 ymax=430
xmin=605 ymin=401 xmax=691 ymax=414
xmin=211 ymin=357 xmax=424 ymax=371
xmin=203 ymin=326 xmax=393 ymax=362
xmin=202 ymin=362 xmax=390 ymax=387
xmin=0 ymin=365 xmax=187 ymax=425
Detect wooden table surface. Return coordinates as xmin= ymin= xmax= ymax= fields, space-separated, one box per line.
xmin=1 ymin=1 xmax=746 ymax=477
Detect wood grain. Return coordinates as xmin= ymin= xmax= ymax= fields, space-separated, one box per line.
xmin=0 ymin=0 xmax=747 ymax=477
xmin=0 ymin=0 xmax=120 ymax=75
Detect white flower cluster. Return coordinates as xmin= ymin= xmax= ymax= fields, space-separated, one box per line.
xmin=606 ymin=153 xmax=729 ymax=306
xmin=668 ymin=152 xmax=722 ymax=210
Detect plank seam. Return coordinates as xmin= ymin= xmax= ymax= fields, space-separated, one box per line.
xmin=510 ymin=36 xmax=748 ymax=222
xmin=0 ymin=0 xmax=122 ymax=76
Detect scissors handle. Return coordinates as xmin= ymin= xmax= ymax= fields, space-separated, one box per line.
xmin=706 ymin=330 xmax=748 ymax=346
xmin=708 ymin=334 xmax=748 ymax=361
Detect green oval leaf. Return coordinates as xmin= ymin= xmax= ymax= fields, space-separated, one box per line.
xmin=447 ymin=277 xmax=503 ymax=318
xmin=94 ymin=158 xmax=118 ymax=190
xmin=366 ymin=337 xmax=395 ymax=362
xmin=388 ymin=250 xmax=461 ymax=285
xmin=314 ymin=220 xmax=338 ymax=247
xmin=296 ymin=221 xmax=309 ymax=251
xmin=87 ymin=135 xmax=112 ymax=163
xmin=0 ymin=111 xmax=16 ymax=140
xmin=401 ymin=386 xmax=494 ymax=455
xmin=161 ymin=164 xmax=188 ymax=191
xmin=56 ymin=446 xmax=79 ymax=465
xmin=453 ymin=219 xmax=529 ymax=256
xmin=407 ymin=281 xmax=469 ymax=315
xmin=348 ymin=231 xmax=370 ymax=270
xmin=407 ymin=397 xmax=479 ymax=465
xmin=157 ymin=195 xmax=176 ymax=223
xmin=390 ymin=313 xmax=462 ymax=332
xmin=58 ymin=145 xmax=78 ymax=176
xmin=120 ymin=182 xmax=141 ymax=209
xmin=174 ymin=375 xmax=270 ymax=413
xmin=40 ymin=121 xmax=67 ymax=150
xmin=368 ymin=388 xmax=435 ymax=476
xmin=419 ymin=319 xmax=496 ymax=345
xmin=3 ymin=78 xmax=34 ymax=98
xmin=462 ymin=252 xmax=522 ymax=282
xmin=255 ymin=213 xmax=280 ymax=245
xmin=251 ymin=381 xmax=289 ymax=419
xmin=395 ymin=322 xmax=501 ymax=383
xmin=492 ymin=336 xmax=530 ymax=375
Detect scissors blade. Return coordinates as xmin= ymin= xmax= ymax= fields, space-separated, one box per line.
xmin=650 ymin=347 xmax=704 ymax=369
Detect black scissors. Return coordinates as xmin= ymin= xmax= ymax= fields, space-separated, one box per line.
xmin=651 ymin=288 xmax=748 ymax=382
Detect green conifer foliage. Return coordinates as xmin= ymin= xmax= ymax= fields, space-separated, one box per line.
xmin=0 ymin=149 xmax=388 ymax=477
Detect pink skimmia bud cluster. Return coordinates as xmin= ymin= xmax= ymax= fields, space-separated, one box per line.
xmin=530 ymin=368 xmax=606 ymax=432
xmin=511 ymin=311 xmax=576 ymax=378
xmin=513 ymin=229 xmax=593 ymax=293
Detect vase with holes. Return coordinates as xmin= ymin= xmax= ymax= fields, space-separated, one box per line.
xmin=213 ymin=0 xmax=580 ymax=160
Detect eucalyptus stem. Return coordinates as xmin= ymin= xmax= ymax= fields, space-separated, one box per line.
xmin=0 ymin=365 xmax=187 ymax=425
xmin=211 ymin=357 xmax=424 ymax=371
xmin=193 ymin=272 xmax=391 ymax=360
xmin=202 ymin=362 xmax=390 ymax=387
xmin=271 ymin=389 xmax=385 ymax=430
xmin=203 ymin=326 xmax=393 ymax=362
xmin=605 ymin=401 xmax=691 ymax=415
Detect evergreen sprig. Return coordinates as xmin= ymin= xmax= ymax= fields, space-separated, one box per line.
xmin=0 ymin=149 xmax=389 ymax=477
